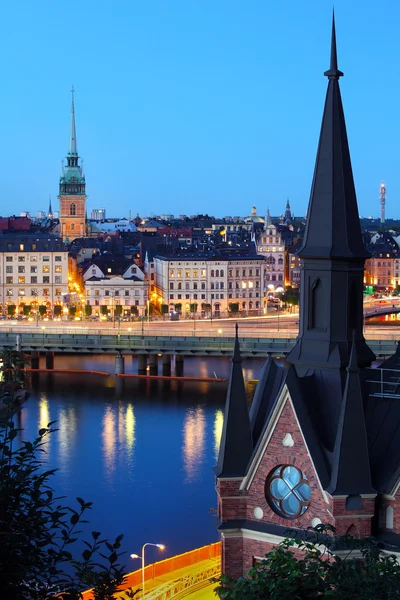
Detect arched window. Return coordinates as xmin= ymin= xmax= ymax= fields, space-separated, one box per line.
xmin=220 ymin=269 xmax=224 ymax=277
xmin=70 ymin=223 xmax=75 ymax=230
xmin=242 ymin=301 xmax=246 ymax=309
xmin=211 ymin=269 xmax=215 ymax=277
xmin=255 ymin=301 xmax=259 ymax=308
xmin=249 ymin=301 xmax=253 ymax=309
xmin=70 ymin=203 xmax=76 ymax=216
xmin=216 ymin=269 xmax=219 ymax=277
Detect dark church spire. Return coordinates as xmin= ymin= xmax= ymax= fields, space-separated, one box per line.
xmin=287 ymin=13 xmax=374 ymax=371
xmin=327 ymin=334 xmax=374 ymax=495
xmin=299 ymin=12 xmax=367 ymax=260
xmin=214 ymin=325 xmax=253 ymax=478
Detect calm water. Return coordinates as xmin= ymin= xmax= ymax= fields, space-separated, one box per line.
xmin=15 ymin=354 xmax=263 ymax=564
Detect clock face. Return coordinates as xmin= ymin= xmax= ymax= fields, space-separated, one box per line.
xmin=70 ymin=177 xmax=76 ymax=183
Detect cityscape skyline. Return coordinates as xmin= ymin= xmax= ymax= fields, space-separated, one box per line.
xmin=0 ymin=1 xmax=399 ymax=218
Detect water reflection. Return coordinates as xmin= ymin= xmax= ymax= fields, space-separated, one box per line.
xmin=102 ymin=405 xmax=117 ymax=480
xmin=58 ymin=406 xmax=77 ymax=476
xmin=125 ymin=404 xmax=135 ymax=452
xmin=39 ymin=395 xmax=51 ymax=461
xmin=182 ymin=407 xmax=205 ymax=481
xmin=39 ymin=394 xmax=50 ymax=431
xmin=102 ymin=403 xmax=136 ymax=482
xmin=213 ymin=409 xmax=224 ymax=461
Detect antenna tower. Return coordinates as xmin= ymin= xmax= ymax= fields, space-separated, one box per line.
xmin=380 ymin=181 xmax=386 ymax=224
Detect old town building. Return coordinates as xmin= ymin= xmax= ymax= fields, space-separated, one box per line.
xmin=0 ymin=234 xmax=68 ymax=315
xmin=154 ymin=251 xmax=264 ymax=317
xmin=256 ymin=210 xmax=286 ymax=299
xmin=82 ymin=255 xmax=148 ymax=317
xmin=216 ymin=17 xmax=400 ymax=579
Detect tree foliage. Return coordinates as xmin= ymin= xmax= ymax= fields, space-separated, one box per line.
xmin=216 ymin=525 xmax=400 ymax=599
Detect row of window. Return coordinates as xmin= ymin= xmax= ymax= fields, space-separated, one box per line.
xmin=5 ymin=288 xmax=63 ymax=296
xmin=228 ymin=292 xmax=260 ymax=298
xmin=86 ymin=299 xmax=141 ymax=306
xmin=168 ymin=268 xmax=261 ymax=278
xmin=169 ymin=293 xmax=226 ymax=300
xmin=4 ymin=244 xmax=63 ymax=252
xmin=5 ymin=266 xmax=63 ymax=274
xmin=87 ymin=289 xmax=143 ymax=297
xmin=259 ymin=245 xmax=283 ymax=251
xmin=265 ymin=274 xmax=284 ymax=282
xmin=4 ymin=255 xmax=62 ymax=262
xmin=5 ymin=276 xmax=64 ymax=284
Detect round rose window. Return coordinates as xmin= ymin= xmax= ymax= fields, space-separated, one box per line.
xmin=265 ymin=465 xmax=311 ymax=519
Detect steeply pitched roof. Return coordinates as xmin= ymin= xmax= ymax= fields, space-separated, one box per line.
xmin=214 ymin=325 xmax=253 ymax=478
xmin=327 ymin=335 xmax=374 ymax=495
xmin=299 ymin=14 xmax=368 ymax=260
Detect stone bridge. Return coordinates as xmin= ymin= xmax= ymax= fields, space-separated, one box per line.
xmin=0 ymin=331 xmax=398 ymax=360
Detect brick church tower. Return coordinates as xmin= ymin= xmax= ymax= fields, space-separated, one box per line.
xmin=216 ymin=14 xmax=400 ymax=579
xmin=59 ymin=87 xmax=86 ymax=243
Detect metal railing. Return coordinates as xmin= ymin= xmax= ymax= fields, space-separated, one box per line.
xmin=144 ymin=558 xmax=221 ymax=600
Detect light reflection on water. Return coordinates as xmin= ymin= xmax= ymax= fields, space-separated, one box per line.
xmin=182 ymin=406 xmax=206 ymax=482
xmin=15 ymin=354 xmax=264 ymax=559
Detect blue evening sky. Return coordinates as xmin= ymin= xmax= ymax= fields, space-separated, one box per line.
xmin=0 ymin=0 xmax=398 ymax=220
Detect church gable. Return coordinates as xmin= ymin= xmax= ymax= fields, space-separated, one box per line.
xmin=242 ymin=386 xmax=333 ymax=530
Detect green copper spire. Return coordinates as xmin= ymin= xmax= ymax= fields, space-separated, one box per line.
xmin=68 ymin=85 xmax=78 ymax=158
xmin=59 ymin=87 xmax=86 ymax=194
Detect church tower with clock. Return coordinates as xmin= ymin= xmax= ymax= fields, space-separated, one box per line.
xmin=59 ymin=88 xmax=86 ymax=243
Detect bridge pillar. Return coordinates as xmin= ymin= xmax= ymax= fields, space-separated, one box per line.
xmin=31 ymin=351 xmax=40 ymax=370
xmin=149 ymin=354 xmax=158 ymax=376
xmin=138 ymin=354 xmax=147 ymax=375
xmin=115 ymin=353 xmax=125 ymax=375
xmin=45 ymin=351 xmax=54 ymax=370
xmin=175 ymin=354 xmax=184 ymax=377
xmin=162 ymin=354 xmax=171 ymax=376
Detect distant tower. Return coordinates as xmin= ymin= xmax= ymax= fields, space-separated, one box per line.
xmin=48 ymin=195 xmax=53 ymax=219
xmin=265 ymin=207 xmax=271 ymax=227
xmin=284 ymin=198 xmax=292 ymax=222
xmin=380 ymin=181 xmax=386 ymax=224
xmin=58 ymin=86 xmax=87 ymax=242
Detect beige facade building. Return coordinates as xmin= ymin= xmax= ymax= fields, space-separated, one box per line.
xmin=0 ymin=235 xmax=68 ymax=315
xmin=256 ymin=218 xmax=285 ymax=295
xmin=154 ymin=253 xmax=265 ymax=316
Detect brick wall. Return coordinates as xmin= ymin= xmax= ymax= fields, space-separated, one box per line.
xmin=218 ymin=394 xmax=334 ymax=578
xmin=332 ymin=497 xmax=375 ymax=536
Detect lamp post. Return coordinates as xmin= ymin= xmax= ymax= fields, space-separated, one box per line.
xmin=131 ymin=542 xmax=165 ymax=598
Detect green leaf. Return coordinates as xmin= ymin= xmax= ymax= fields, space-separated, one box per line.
xmin=70 ymin=513 xmax=79 ymax=526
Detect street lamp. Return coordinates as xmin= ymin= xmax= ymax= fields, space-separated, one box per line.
xmin=131 ymin=542 xmax=165 ymax=598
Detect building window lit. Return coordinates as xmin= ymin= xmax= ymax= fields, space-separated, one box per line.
xmin=19 ymin=244 xmax=24 ymax=251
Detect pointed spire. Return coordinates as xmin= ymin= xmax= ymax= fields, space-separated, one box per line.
xmin=48 ymin=195 xmax=53 ymax=218
xmin=214 ymin=325 xmax=253 ymax=478
xmin=327 ymin=332 xmax=375 ymax=495
xmin=68 ymin=84 xmax=78 ymax=157
xmin=299 ymin=12 xmax=367 ymax=259
xmin=324 ymin=11 xmax=344 ymax=79
xmin=265 ymin=207 xmax=271 ymax=227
